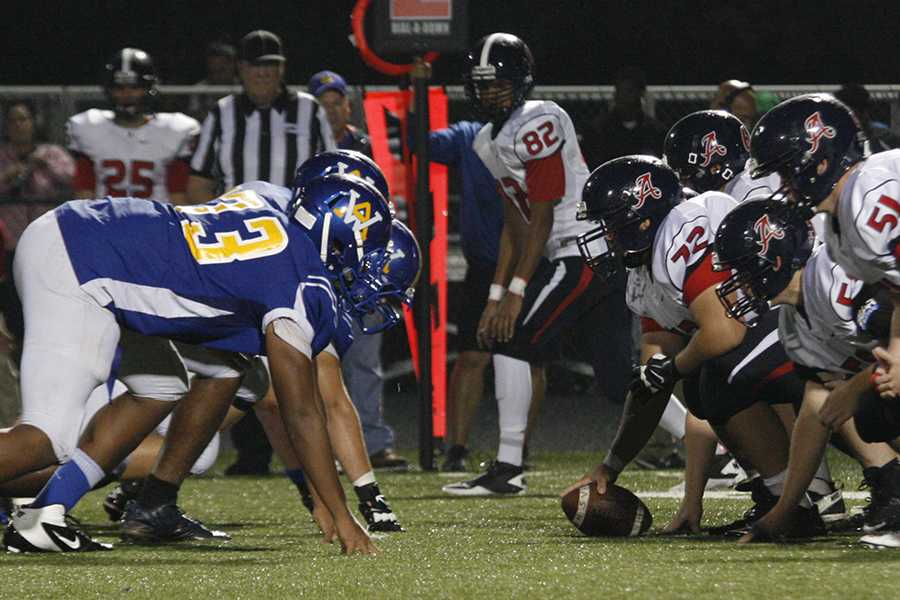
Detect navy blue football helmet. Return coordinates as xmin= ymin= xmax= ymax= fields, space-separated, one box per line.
xmin=463 ymin=33 xmax=535 ymax=126
xmin=291 ymin=150 xmax=389 ymax=203
xmin=749 ymin=93 xmax=866 ymax=216
xmin=664 ymin=110 xmax=751 ymax=193
xmin=291 ymin=174 xmax=392 ymax=274
xmin=338 ymin=220 xmax=422 ymax=334
xmin=577 ymin=155 xmax=683 ymax=276
xmin=103 ymin=48 xmax=158 ymax=119
xmin=712 ymin=197 xmax=814 ymax=324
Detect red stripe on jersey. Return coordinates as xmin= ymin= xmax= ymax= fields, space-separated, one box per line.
xmin=166 ymin=159 xmax=190 ymax=193
xmin=752 ymin=360 xmax=795 ymax=395
xmin=524 ymin=148 xmax=566 ymax=203
xmin=683 ymin=252 xmax=730 ymax=306
xmin=530 ymin=264 xmax=593 ymax=344
xmin=641 ymin=317 xmax=664 ymax=333
xmin=73 ymin=156 xmax=96 ymax=193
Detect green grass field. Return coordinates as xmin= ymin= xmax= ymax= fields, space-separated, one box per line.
xmin=1 ymin=450 xmax=896 ymax=600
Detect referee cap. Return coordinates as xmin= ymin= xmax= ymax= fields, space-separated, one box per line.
xmin=239 ymin=30 xmax=285 ymax=63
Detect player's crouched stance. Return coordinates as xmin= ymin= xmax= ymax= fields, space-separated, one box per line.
xmin=710 ymin=199 xmax=900 ymax=545
xmin=563 ymin=156 xmax=823 ymax=538
xmin=1 ymin=174 xmax=391 ymax=554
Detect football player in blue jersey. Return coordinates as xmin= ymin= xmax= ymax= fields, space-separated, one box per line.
xmin=0 ymin=173 xmax=391 ymax=553
xmin=117 ymin=218 xmax=421 ymax=540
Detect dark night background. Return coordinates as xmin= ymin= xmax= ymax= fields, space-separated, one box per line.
xmin=3 ymin=1 xmax=896 ymax=87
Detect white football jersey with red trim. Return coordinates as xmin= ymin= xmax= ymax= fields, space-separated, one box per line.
xmin=824 ymin=149 xmax=900 ymax=288
xmin=725 ymin=166 xmax=781 ymax=203
xmin=66 ymin=109 xmax=200 ymax=202
xmin=652 ymin=191 xmax=737 ymax=307
xmin=626 ymin=191 xmax=736 ymax=335
xmin=779 ymin=246 xmax=875 ymax=376
xmin=474 ymin=100 xmax=591 ymax=259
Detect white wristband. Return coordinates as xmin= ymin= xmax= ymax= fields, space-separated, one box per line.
xmin=488 ymin=284 xmax=505 ymax=302
xmin=508 ymin=276 xmax=528 ymax=297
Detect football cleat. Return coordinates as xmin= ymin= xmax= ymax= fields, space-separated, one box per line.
xmin=120 ymin=500 xmax=231 ymax=543
xmin=860 ymin=460 xmax=900 ymax=533
xmin=859 ymin=530 xmax=900 ymax=548
xmin=103 ymin=479 xmax=143 ymax=522
xmin=442 ymin=461 xmax=526 ymax=496
xmin=356 ymin=484 xmax=403 ymax=533
xmin=3 ymin=504 xmax=112 ymax=553
xmin=707 ymin=477 xmax=777 ymax=536
xmin=743 ymin=506 xmax=827 ymax=543
xmin=441 ymin=444 xmax=469 ymax=473
xmin=807 ymin=483 xmax=847 ymax=523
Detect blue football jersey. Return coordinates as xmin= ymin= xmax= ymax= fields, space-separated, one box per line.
xmin=331 ymin=311 xmax=355 ymax=359
xmin=54 ymin=187 xmax=337 ymax=357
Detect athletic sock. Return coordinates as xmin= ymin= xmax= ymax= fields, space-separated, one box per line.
xmin=493 ymin=354 xmax=532 ymax=467
xmin=31 ymin=449 xmax=106 ymax=512
xmin=659 ymin=395 xmax=687 ymax=440
xmin=352 ymin=470 xmax=376 ymax=488
xmin=806 ymin=456 xmax=834 ymax=496
xmin=764 ymin=469 xmax=812 ymax=509
xmin=138 ymin=474 xmax=180 ymax=510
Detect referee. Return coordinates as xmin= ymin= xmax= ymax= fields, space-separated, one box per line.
xmin=186 ymin=30 xmax=334 ymax=476
xmin=186 ymin=30 xmax=335 ymax=201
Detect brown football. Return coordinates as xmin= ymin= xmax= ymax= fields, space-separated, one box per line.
xmin=561 ymin=482 xmax=652 ymax=537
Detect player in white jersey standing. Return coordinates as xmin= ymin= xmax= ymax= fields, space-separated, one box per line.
xmin=67 ymin=48 xmax=200 ymax=205
xmin=711 ymin=198 xmax=900 ymax=544
xmin=563 ymin=156 xmax=824 ymax=538
xmin=443 ymin=33 xmax=633 ymax=496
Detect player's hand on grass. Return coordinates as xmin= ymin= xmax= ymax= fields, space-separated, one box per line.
xmin=560 ymin=463 xmax=618 ymax=498
xmin=312 ymin=504 xmax=336 ymax=543
xmin=492 ymin=293 xmax=523 ymax=343
xmin=665 ymin=500 xmax=702 ymax=534
xmin=477 ymin=300 xmax=500 ymax=349
xmin=336 ymin=516 xmax=379 ymax=556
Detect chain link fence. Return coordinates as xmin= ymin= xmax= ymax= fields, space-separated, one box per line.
xmin=3 ymin=84 xmax=900 ymax=388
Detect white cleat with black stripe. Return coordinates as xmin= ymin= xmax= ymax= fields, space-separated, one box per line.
xmin=442 ymin=461 xmax=526 ymax=496
xmin=3 ymin=504 xmax=112 ymax=553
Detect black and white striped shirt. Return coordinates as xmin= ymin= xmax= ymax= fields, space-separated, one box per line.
xmin=190 ymin=88 xmax=335 ymax=189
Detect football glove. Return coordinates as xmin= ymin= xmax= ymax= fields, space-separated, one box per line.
xmin=630 ymin=354 xmax=680 ymax=401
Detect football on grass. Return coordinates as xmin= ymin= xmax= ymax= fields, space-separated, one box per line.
xmin=561 ymin=482 xmax=652 ymax=537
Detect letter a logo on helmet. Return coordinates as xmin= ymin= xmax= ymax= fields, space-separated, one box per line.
xmin=804 ymin=111 xmax=837 ymax=154
xmin=634 ymin=172 xmax=662 ymax=209
xmin=699 ymin=131 xmax=728 ymax=167
xmin=753 ymin=214 xmax=785 ymax=257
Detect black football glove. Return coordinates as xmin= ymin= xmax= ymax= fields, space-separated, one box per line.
xmin=630 ymin=354 xmax=680 ymax=401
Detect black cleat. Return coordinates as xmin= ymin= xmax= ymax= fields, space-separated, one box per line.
xmin=441 ymin=444 xmax=469 ymax=473
xmin=743 ymin=506 xmax=826 ymax=543
xmin=103 ymin=479 xmax=143 ymax=522
xmin=442 ymin=461 xmax=526 ymax=496
xmin=807 ymin=483 xmax=847 ymax=523
xmin=861 ymin=460 xmax=900 ymax=533
xmin=707 ymin=477 xmax=777 ymax=536
xmin=356 ymin=484 xmax=403 ymax=533
xmin=120 ymin=500 xmax=231 ymax=543
xmin=3 ymin=505 xmax=112 ymax=553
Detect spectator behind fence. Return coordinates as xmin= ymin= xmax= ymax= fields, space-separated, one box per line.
xmin=835 ymin=83 xmax=900 ymax=153
xmin=67 ymin=48 xmax=200 ymax=205
xmin=187 ymin=30 xmax=335 ymax=202
xmin=187 ymin=41 xmax=240 ymax=120
xmin=711 ymin=79 xmax=757 ymax=130
xmin=308 ymin=70 xmax=371 ymax=154
xmin=188 ymin=30 xmax=335 ymax=475
xmin=0 ymin=101 xmax=74 ymax=247
xmin=581 ymin=66 xmax=667 ymax=168
xmin=308 ymin=69 xmax=407 ymax=471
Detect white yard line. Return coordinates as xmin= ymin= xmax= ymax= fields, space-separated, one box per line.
xmin=636 ymin=490 xmax=870 ymax=500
